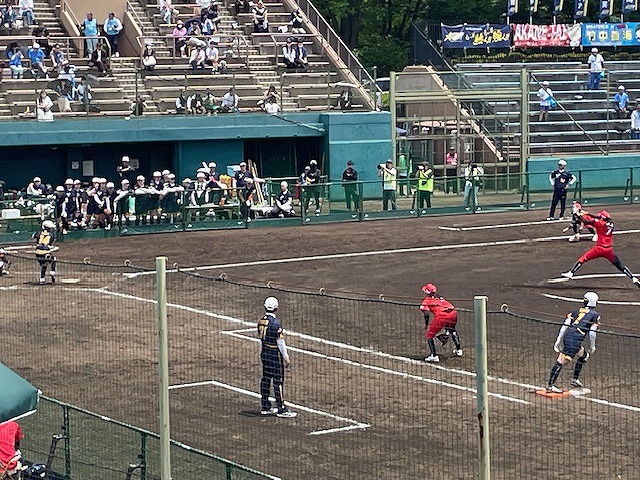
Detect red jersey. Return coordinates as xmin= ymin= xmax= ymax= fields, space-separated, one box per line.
xmin=0 ymin=421 xmax=23 ymax=466
xmin=582 ymin=214 xmax=614 ymax=248
xmin=420 ymin=295 xmax=456 ymax=317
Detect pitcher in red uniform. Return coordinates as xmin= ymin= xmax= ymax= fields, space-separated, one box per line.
xmin=561 ymin=209 xmax=640 ymax=288
xmin=420 ymin=283 xmax=463 ymax=363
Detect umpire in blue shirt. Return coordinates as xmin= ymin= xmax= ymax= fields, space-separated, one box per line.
xmin=258 ymin=296 xmax=297 ymax=418
xmin=547 ymin=159 xmax=576 ymax=220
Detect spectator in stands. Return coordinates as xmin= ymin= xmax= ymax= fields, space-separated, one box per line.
xmin=203 ymin=3 xmax=221 ymax=33
xmin=189 ymin=44 xmax=206 ymax=70
xmin=205 ymin=39 xmax=219 ymax=70
xmin=76 ymin=77 xmax=94 ymax=111
xmin=252 ymin=0 xmax=268 ymax=33
xmin=175 ymin=89 xmax=188 ymax=114
xmin=2 ymin=4 xmax=17 ymax=34
xmin=203 ymin=89 xmax=217 ymax=114
xmin=27 ymin=176 xmax=46 ymax=197
xmin=173 ymin=20 xmax=188 ymax=58
xmin=282 ymin=37 xmax=296 ymax=68
xmin=36 ymin=89 xmax=54 ymax=121
xmin=187 ymin=92 xmax=205 ymax=114
xmin=32 ymin=21 xmax=50 ymax=56
xmin=160 ymin=0 xmax=179 ymax=24
xmin=220 ymin=87 xmax=239 ymax=113
xmin=444 ymin=145 xmax=458 ymax=194
xmin=336 ymin=86 xmax=353 ymax=110
xmin=631 ymin=104 xmax=640 ymax=140
xmin=294 ymin=38 xmax=308 ymax=69
xmin=131 ymin=94 xmax=147 ymax=116
xmin=89 ymin=40 xmax=111 ymax=74
xmin=19 ymin=0 xmax=35 ymax=26
xmin=258 ymin=85 xmax=280 ymax=113
xmin=289 ymin=7 xmax=305 ymax=34
xmin=187 ymin=20 xmax=202 ymax=37
xmin=49 ymin=43 xmax=67 ymax=73
xmin=202 ymin=15 xmax=215 ymax=35
xmin=81 ymin=12 xmax=99 ymax=58
xmin=587 ymin=47 xmax=604 ymax=90
xmin=104 ymin=12 xmax=123 ymax=58
xmin=613 ymin=85 xmax=631 ymax=119
xmin=8 ymin=48 xmax=24 ymax=79
xmin=54 ymin=76 xmax=73 ymax=113
xmin=0 ymin=421 xmax=24 ymax=476
xmin=141 ymin=41 xmax=156 ymax=71
xmin=28 ymin=42 xmax=48 ymax=78
xmin=537 ymin=80 xmax=553 ymax=122
xmin=234 ymin=0 xmax=249 ymax=15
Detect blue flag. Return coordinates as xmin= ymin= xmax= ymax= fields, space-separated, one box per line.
xmin=507 ymin=0 xmax=518 ymax=16
xmin=530 ymin=0 xmax=539 ymax=12
xmin=622 ymin=0 xmax=638 ymax=13
xmin=575 ymin=0 xmax=588 ymax=18
xmin=599 ymin=0 xmax=611 ymax=17
xmin=554 ymin=0 xmax=564 ymax=14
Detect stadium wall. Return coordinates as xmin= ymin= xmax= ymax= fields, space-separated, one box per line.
xmin=0 ymin=112 xmax=392 ymax=190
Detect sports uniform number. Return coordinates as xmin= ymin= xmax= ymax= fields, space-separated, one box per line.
xmin=258 ymin=319 xmax=269 ymax=340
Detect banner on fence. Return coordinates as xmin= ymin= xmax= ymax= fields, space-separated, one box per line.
xmin=512 ymin=24 xmax=581 ymax=46
xmin=507 ymin=0 xmax=518 ymax=16
xmin=599 ymin=0 xmax=611 ymax=18
xmin=575 ymin=0 xmax=588 ymax=18
xmin=441 ymin=24 xmax=511 ymax=48
xmin=582 ymin=22 xmax=640 ymax=45
xmin=622 ymin=0 xmax=638 ymax=13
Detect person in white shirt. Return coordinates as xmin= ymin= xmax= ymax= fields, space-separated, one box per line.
xmin=189 ymin=45 xmax=205 ymax=69
xmin=587 ymin=47 xmax=604 ymax=90
xmin=221 ymin=87 xmax=239 ymax=113
xmin=378 ymin=159 xmax=397 ymax=211
xmin=463 ymin=160 xmax=484 ymax=211
xmin=282 ymin=37 xmax=296 ymax=68
xmin=19 ymin=0 xmax=34 ymax=25
xmin=537 ymin=80 xmax=553 ymax=122
xmin=631 ymin=104 xmax=640 ymax=140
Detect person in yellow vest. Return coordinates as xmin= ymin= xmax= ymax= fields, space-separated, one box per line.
xmin=33 ymin=220 xmax=57 ymax=284
xmin=377 ymin=159 xmax=397 ymax=210
xmin=416 ymin=161 xmax=434 ymax=212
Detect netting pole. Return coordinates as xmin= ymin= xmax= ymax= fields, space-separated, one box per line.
xmin=156 ymin=256 xmax=172 ymax=480
xmin=474 ymin=295 xmax=490 ymax=480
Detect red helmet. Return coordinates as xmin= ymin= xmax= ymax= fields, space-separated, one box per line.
xmin=598 ymin=210 xmax=610 ymax=220
xmin=422 ymin=283 xmax=437 ymax=294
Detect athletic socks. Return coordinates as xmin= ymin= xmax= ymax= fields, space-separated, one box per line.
xmin=548 ymin=362 xmax=563 ymax=387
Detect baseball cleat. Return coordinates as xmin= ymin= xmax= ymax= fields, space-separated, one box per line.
xmin=424 ymin=354 xmax=440 ymax=363
xmin=276 ymin=409 xmax=297 ymax=418
xmin=260 ymin=407 xmax=278 ymax=415
xmin=546 ymin=217 xmax=554 ymax=221
xmin=633 ymin=277 xmax=640 ymax=289
xmin=561 ymin=271 xmax=573 ymax=279
xmin=39 ymin=277 xmax=46 ymax=284
xmin=546 ymin=385 xmax=562 ymax=393
xmin=570 ymin=379 xmax=584 ymax=388
xmin=453 ymin=349 xmax=463 ymax=357
xmin=568 ymin=234 xmax=580 ymax=242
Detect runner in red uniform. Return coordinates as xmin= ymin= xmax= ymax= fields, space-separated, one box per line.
xmin=561 ymin=210 xmax=640 ymax=288
xmin=420 ymin=283 xmax=463 ymax=363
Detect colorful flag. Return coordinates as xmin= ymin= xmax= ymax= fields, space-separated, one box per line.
xmin=622 ymin=0 xmax=638 ymax=13
xmin=575 ymin=0 xmax=588 ymax=18
xmin=507 ymin=0 xmax=518 ymax=16
xmin=599 ymin=0 xmax=611 ymax=17
xmin=530 ymin=0 xmax=539 ymax=12
xmin=554 ymin=0 xmax=564 ymax=15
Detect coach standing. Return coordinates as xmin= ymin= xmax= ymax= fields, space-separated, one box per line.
xmin=547 ymin=159 xmax=576 ymax=221
xmin=258 ymin=296 xmax=297 ymax=418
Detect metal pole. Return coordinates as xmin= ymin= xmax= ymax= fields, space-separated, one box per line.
xmin=390 ymin=71 xmax=397 ymax=166
xmin=474 ymin=295 xmax=490 ymax=480
xmin=519 ymin=68 xmax=529 ymax=175
xmin=156 ymin=256 xmax=172 ymax=480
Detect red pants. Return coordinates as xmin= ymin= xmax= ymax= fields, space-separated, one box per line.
xmin=579 ymin=245 xmax=616 ymax=264
xmin=426 ymin=312 xmax=457 ymax=339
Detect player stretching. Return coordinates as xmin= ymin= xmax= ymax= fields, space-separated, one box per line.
xmin=547 ymin=291 xmax=600 ymax=393
xmin=420 ymin=283 xmax=462 ymax=362
xmin=561 ymin=209 xmax=640 ymax=288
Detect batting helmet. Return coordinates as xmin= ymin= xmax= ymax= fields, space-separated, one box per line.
xmin=422 ymin=283 xmax=437 ymax=294
xmin=584 ymin=291 xmax=598 ymax=308
xmin=598 ymin=210 xmax=610 ymax=220
xmin=264 ymin=296 xmax=279 ymax=311
xmin=42 ymin=220 xmax=55 ymax=230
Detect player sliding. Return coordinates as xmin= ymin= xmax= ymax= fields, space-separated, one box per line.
xmin=561 ymin=209 xmax=640 ymax=289
xmin=547 ymin=291 xmax=600 ymax=393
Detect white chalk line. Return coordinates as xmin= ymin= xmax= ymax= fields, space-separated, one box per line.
xmin=542 ymin=293 xmax=640 ymax=307
xmin=12 ymin=285 xmax=640 ymax=414
xmin=221 ymin=329 xmax=529 ymax=405
xmin=122 ymin=229 xmax=640 ymax=278
xmin=439 ymin=219 xmax=565 ymax=231
xmin=547 ymin=273 xmax=627 ymax=284
xmin=169 ymin=378 xmax=370 ymax=436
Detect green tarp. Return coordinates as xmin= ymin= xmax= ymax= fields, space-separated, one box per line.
xmin=0 ymin=362 xmax=39 ymax=423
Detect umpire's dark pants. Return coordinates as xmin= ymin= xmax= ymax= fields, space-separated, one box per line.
xmin=260 ymin=348 xmax=284 ymax=410
xmin=549 ymin=188 xmax=567 ymax=218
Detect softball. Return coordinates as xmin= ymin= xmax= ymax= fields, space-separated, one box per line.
xmin=500 ymin=303 xmax=509 ymax=313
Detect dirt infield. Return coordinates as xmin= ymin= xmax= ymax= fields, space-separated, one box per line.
xmin=3 ymin=205 xmax=640 ymax=479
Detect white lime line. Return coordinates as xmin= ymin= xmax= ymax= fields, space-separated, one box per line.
xmin=439 ymin=219 xmax=566 ymax=231
xmin=222 ymin=329 xmax=530 ymax=405
xmin=542 ymin=293 xmax=640 ymax=307
xmin=169 ymin=378 xmax=370 ymax=436
xmin=2 ymin=245 xmax=33 ymax=250
xmin=547 ymin=273 xmax=626 ymax=284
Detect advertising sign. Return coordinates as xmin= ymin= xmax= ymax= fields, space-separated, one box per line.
xmin=582 ymin=22 xmax=640 ymax=46
xmin=441 ymin=24 xmax=511 ymax=48
xmin=512 ymin=24 xmax=582 ymax=47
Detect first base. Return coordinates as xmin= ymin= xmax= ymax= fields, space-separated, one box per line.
xmin=535 ymin=389 xmax=571 ymax=398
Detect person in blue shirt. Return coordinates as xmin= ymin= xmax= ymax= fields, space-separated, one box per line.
xmin=28 ymin=42 xmax=48 ymax=78
xmin=546 ymin=291 xmax=600 ymax=393
xmin=103 ymin=12 xmax=123 ymax=57
xmin=613 ymin=85 xmax=630 ymax=119
xmin=257 ymin=297 xmax=297 ymax=417
xmin=9 ymin=48 xmax=24 ymax=79
xmin=81 ymin=12 xmax=99 ymax=57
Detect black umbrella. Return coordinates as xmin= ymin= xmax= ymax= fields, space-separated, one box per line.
xmin=184 ymin=17 xmax=202 ymax=33
xmin=47 ymin=78 xmax=73 ymax=96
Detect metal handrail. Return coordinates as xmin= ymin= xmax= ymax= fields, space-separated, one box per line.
xmin=60 ymin=0 xmax=81 ymax=28
xmin=126 ymin=0 xmax=147 ymax=31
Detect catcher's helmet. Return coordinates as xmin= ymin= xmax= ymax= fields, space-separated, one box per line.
xmin=264 ymin=296 xmax=279 ymax=311
xmin=584 ymin=291 xmax=598 ymax=307
xmin=598 ymin=210 xmax=610 ymax=220
xmin=422 ymin=283 xmax=437 ymax=294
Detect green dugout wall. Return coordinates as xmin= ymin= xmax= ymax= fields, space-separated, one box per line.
xmin=0 ymin=112 xmax=392 ymax=191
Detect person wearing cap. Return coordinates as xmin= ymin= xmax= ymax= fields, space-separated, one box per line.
xmin=282 ymin=37 xmax=296 ymax=68
xmin=114 ymin=178 xmax=133 ymax=226
xmin=162 ymin=169 xmax=172 ymax=184
xmin=81 ymin=12 xmax=99 ymax=58
xmin=415 ymin=161 xmax=434 ymax=212
xmin=173 ymin=20 xmax=188 ymax=58
xmin=28 ymin=42 xmax=48 ymax=78
xmin=205 ymin=162 xmax=220 ymax=181
xmin=302 ymin=159 xmax=322 ymax=215
xmin=341 ymin=160 xmax=359 ymax=211
xmin=294 ymin=38 xmax=308 ymax=69
xmin=252 ymin=0 xmax=268 ymax=33
xmin=117 ymin=155 xmax=136 ymax=183
xmin=536 ymin=80 xmax=554 ymax=122
xmin=547 ymin=159 xmax=576 ymax=221
xmin=269 ymin=181 xmax=294 ymax=218
xmin=420 ymin=283 xmax=463 ymax=363
xmin=444 ymin=145 xmax=458 ymax=194
xmin=587 ymin=47 xmax=604 ymax=90
xmin=103 ymin=181 xmax=117 ymax=230
xmin=613 ymin=85 xmax=630 ymax=119
xmin=141 ymin=40 xmax=156 ymax=71
xmin=378 ymin=159 xmax=397 ymax=211
xmin=240 ymin=177 xmax=257 ymax=222
xmin=26 ymin=176 xmax=46 ymax=197
xmin=160 ymin=173 xmax=184 ymax=223
xmin=53 ymin=185 xmax=67 ymax=232
xmin=103 ymin=12 xmax=123 ymax=58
